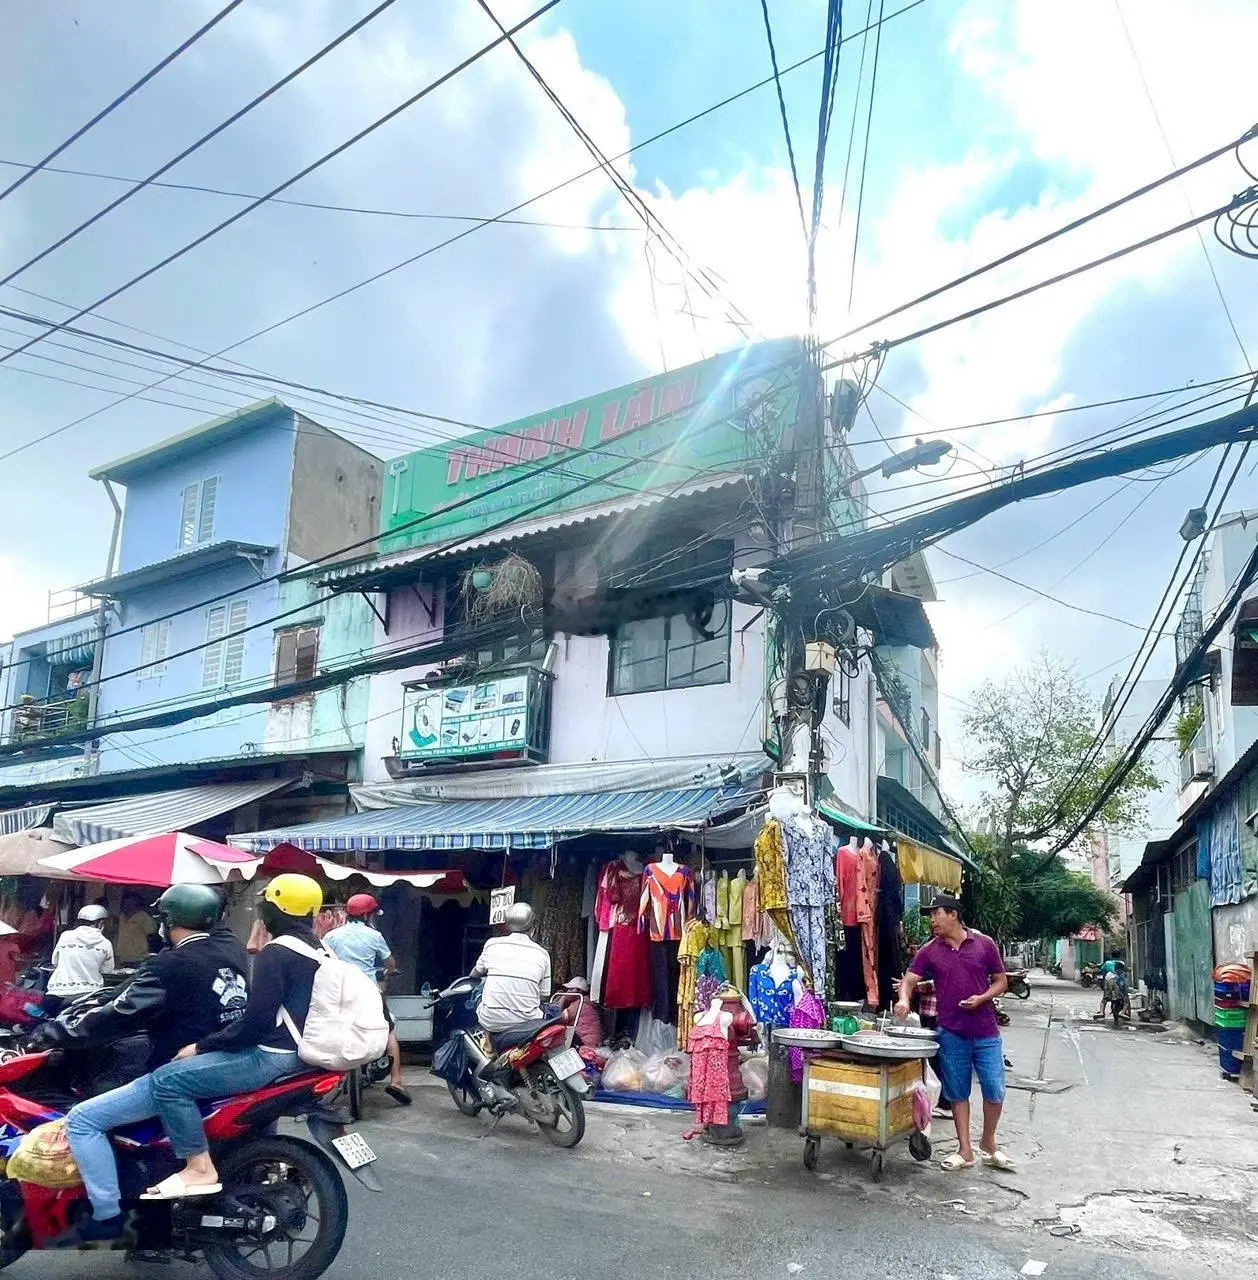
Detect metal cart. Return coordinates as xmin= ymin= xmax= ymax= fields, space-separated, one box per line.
xmin=776 ymin=1029 xmax=937 ymax=1182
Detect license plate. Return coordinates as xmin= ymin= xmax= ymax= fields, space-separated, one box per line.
xmin=331 ymin=1132 xmax=377 ymax=1170
xmin=546 ymin=1047 xmax=584 ymax=1080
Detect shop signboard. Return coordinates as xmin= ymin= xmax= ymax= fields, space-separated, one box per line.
xmin=380 ymin=339 xmax=805 ymax=555
xmin=489 ymin=886 xmax=516 ymax=926
xmin=399 ymin=666 xmax=552 ymax=764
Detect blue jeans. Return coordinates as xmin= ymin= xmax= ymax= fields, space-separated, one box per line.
xmin=150 ymin=1048 xmax=301 ymax=1159
xmin=936 ymin=1029 xmax=1006 ymax=1105
xmin=66 ymin=1075 xmax=158 ymax=1219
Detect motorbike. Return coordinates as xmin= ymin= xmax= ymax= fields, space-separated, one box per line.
xmin=430 ymin=977 xmax=588 ymax=1149
xmin=0 ymin=1035 xmax=381 ymax=1278
xmin=1080 ymin=963 xmax=1099 ymax=988
xmin=340 ymin=974 xmax=394 ymax=1122
xmin=1005 ymin=970 xmax=1031 ymax=1000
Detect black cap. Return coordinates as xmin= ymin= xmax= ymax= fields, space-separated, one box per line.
xmin=925 ymin=892 xmax=961 ymax=915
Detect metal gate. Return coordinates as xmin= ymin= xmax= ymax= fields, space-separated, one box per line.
xmin=1172 ymin=878 xmax=1214 ymax=1023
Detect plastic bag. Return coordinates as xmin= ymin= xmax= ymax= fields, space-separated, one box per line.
xmin=429 ymin=1034 xmax=467 ymax=1084
xmin=909 ymin=1064 xmax=943 ymax=1133
xmin=642 ymin=1052 xmax=689 ymax=1098
xmin=8 ymin=1121 xmax=80 ymax=1189
xmin=741 ymin=1053 xmax=768 ymax=1100
xmin=600 ymin=1047 xmax=647 ymax=1093
xmin=634 ymin=1011 xmax=678 ymax=1058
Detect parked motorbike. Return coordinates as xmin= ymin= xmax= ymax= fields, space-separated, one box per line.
xmin=1080 ymin=963 xmax=1099 ymax=988
xmin=340 ymin=973 xmax=395 ymax=1122
xmin=1048 ymin=961 xmax=1063 ymax=978
xmin=430 ymin=977 xmax=588 ymax=1148
xmin=0 ymin=1040 xmax=381 ymax=1277
xmin=1005 ymin=970 xmax=1032 ymax=1000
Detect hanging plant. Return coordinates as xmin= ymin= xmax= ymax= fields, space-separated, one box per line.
xmin=460 ymin=552 xmax=543 ymax=622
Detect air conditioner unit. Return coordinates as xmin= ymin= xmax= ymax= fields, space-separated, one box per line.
xmin=1191 ymin=748 xmax=1213 ymax=780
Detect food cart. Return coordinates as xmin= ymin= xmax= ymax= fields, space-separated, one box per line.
xmin=775 ymin=1026 xmax=938 ymax=1181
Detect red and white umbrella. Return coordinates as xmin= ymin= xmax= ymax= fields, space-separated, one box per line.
xmin=39 ymin=831 xmax=261 ymax=888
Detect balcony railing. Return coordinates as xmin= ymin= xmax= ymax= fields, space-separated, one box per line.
xmin=1178 ymin=723 xmax=1213 ymax=790
xmin=8 ymin=695 xmax=90 ymax=743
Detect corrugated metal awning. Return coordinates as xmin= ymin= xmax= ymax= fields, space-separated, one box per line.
xmin=0 ymin=805 xmax=53 ymax=837
xmin=231 ymin=781 xmax=762 ymax=853
xmin=53 ymin=779 xmax=293 ymax=846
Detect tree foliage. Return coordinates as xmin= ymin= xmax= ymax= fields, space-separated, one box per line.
xmin=962 ymin=653 xmax=1161 ymax=853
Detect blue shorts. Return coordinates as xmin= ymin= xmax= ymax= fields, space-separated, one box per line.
xmin=936 ymin=1029 xmax=1006 ymax=1104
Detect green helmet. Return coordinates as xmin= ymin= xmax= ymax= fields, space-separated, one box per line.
xmin=155 ymin=883 xmax=223 ymax=932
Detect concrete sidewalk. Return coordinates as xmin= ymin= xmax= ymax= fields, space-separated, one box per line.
xmin=376 ymin=975 xmax=1258 ymax=1276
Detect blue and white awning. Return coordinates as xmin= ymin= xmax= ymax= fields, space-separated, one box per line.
xmin=231 ymin=782 xmax=762 ymax=854
xmin=0 ymin=805 xmax=53 ymax=837
xmin=54 ymin=779 xmax=292 ymax=846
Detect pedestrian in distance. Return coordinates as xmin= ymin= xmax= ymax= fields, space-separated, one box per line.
xmin=896 ymin=893 xmax=1015 ymax=1173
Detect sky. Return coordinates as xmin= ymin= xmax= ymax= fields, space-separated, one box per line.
xmin=1 ymin=0 xmax=1257 ymax=804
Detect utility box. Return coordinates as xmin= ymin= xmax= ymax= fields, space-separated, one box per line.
xmin=805 ymin=641 xmax=837 ymax=675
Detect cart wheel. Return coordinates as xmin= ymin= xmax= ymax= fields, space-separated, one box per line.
xmin=844 ymin=1141 xmax=854 ymax=1150
xmin=803 ymin=1137 xmax=820 ymax=1172
xmin=870 ymin=1151 xmax=885 ymax=1182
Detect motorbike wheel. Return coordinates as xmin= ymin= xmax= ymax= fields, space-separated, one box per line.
xmin=1012 ymin=984 xmax=1031 ymax=1000
xmin=447 ymin=1076 xmax=483 ymax=1117
xmin=536 ymin=1077 xmax=585 ymax=1150
xmin=346 ymin=1066 xmax=364 ymax=1123
xmin=1080 ymin=974 xmax=1094 ymax=988
xmin=201 ymin=1136 xmax=348 ymax=1280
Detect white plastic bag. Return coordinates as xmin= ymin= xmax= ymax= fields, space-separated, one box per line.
xmin=642 ymin=1051 xmax=690 ymax=1098
xmin=635 ymin=1010 xmax=678 ymax=1058
xmin=601 ymin=1048 xmax=647 ymax=1093
xmin=741 ymin=1053 xmax=768 ymax=1100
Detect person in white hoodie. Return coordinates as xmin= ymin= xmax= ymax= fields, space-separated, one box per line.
xmin=47 ymin=904 xmax=114 ymax=1012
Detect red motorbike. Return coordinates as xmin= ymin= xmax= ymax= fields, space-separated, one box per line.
xmin=0 ymin=1048 xmax=381 ymax=1278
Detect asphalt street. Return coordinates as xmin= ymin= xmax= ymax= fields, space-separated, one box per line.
xmin=0 ymin=1093 xmax=1199 ymax=1280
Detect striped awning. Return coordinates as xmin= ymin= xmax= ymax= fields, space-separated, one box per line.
xmin=44 ymin=629 xmax=96 ymax=667
xmin=231 ymin=782 xmax=762 ymax=854
xmin=0 ymin=805 xmax=53 ymax=837
xmin=53 ymin=779 xmax=293 ymax=846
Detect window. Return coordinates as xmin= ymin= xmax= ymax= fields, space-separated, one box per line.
xmin=202 ymin=599 xmax=248 ymax=688
xmin=138 ymin=619 xmax=171 ymax=678
xmin=275 ymin=625 xmax=321 ymax=685
xmin=179 ymin=477 xmax=219 ymax=549
xmin=921 ymin=707 xmax=932 ymax=750
xmin=610 ymin=601 xmax=731 ymax=695
xmin=834 ymin=665 xmax=851 ymax=726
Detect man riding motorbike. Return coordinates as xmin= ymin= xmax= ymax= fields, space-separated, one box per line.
xmin=470 ymin=902 xmax=552 ymax=1053
xmin=59 ymin=883 xmax=249 ymax=1242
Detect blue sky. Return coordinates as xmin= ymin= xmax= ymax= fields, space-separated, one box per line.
xmin=1 ymin=0 xmax=1256 ymax=799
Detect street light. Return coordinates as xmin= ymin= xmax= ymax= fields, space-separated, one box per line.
xmin=843 ymin=437 xmax=954 ymax=488
xmin=1179 ymin=506 xmax=1208 ymax=542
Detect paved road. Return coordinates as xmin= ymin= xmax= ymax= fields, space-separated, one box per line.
xmin=1 ymin=1088 xmax=1187 ymax=1280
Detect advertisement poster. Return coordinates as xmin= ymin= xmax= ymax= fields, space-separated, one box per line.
xmin=403 ymin=673 xmax=531 ymax=759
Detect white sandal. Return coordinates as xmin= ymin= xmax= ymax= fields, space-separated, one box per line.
xmin=981 ymin=1149 xmax=1016 ymax=1172
xmin=939 ymin=1152 xmax=975 ymax=1172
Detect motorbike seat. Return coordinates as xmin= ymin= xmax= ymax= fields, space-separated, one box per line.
xmin=488 ymin=1017 xmax=563 ymax=1052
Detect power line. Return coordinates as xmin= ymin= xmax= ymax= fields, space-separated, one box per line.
xmin=0 ymin=0 xmax=247 ymax=204
xmin=846 ymin=0 xmax=885 ymax=311
xmin=0 ymin=0 xmax=563 ymax=377
xmin=0 ymin=157 xmax=642 ymax=233
xmin=0 ymin=0 xmax=404 ymax=296
xmin=758 ymin=0 xmax=809 ymax=244
xmin=806 ymin=0 xmax=845 ymax=325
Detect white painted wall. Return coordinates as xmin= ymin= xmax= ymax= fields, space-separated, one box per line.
xmin=1213 ymin=897 xmax=1258 ymax=967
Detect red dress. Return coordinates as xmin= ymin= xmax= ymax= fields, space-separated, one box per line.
xmin=593 ymin=862 xmax=652 ymax=1010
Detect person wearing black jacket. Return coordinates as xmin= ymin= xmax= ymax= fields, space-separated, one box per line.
xmin=142 ymin=873 xmax=324 ymax=1202
xmin=63 ymin=883 xmax=248 ymax=1241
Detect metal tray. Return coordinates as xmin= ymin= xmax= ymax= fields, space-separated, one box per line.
xmin=837 ymin=1033 xmax=939 ymax=1060
xmin=774 ymin=1027 xmax=843 ymax=1050
xmin=883 ymin=1025 xmax=939 ymax=1041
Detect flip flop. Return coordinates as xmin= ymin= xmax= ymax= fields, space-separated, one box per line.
xmin=140 ymin=1175 xmax=222 ymax=1202
xmin=385 ymin=1085 xmax=412 ymax=1107
xmin=939 ymin=1152 xmax=976 ymax=1172
xmin=981 ymin=1149 xmax=1017 ymax=1172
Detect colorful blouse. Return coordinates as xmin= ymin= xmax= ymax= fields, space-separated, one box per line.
xmin=748 ymin=961 xmax=797 ymax=1029
xmin=755 ymin=820 xmax=789 ymax=911
xmin=595 ymin=861 xmax=643 ymax=930
xmin=638 ymin=862 xmax=694 ymax=941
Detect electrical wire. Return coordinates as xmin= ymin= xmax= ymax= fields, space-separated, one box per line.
xmin=0 ymin=0 xmax=404 ymax=296
xmin=0 ymin=0 xmax=564 ymax=377
xmin=845 ymin=0 xmax=885 ymax=312
xmin=758 ymin=0 xmax=809 ymax=244
xmin=0 ymin=0 xmax=247 ymax=204
xmin=806 ymin=0 xmax=845 ymax=326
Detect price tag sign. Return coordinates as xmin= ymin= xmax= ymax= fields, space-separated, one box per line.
xmin=489 ymin=886 xmax=516 ymax=926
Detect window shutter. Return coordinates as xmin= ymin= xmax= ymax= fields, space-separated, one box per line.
xmin=275 ymin=630 xmax=298 ymax=685
xmin=197 ymin=477 xmax=218 ymax=543
xmin=227 ymin=599 xmax=248 ymax=633
xmin=294 ymin=628 xmax=319 ymax=681
xmin=140 ymin=625 xmax=157 ymax=671
xmin=202 ymin=606 xmax=227 ymax=687
xmin=179 ymin=485 xmax=198 ymax=548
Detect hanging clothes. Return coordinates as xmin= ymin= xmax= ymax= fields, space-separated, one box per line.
xmin=726 ymin=870 xmax=747 ymax=994
xmin=875 ymin=844 xmax=905 ymax=1011
xmin=747 ymin=959 xmax=797 ymax=1029
xmin=639 ymin=862 xmax=695 ymax=941
xmin=537 ymin=869 xmax=585 ymax=987
xmin=581 ymin=859 xmax=601 ymax=984
xmin=858 ymin=841 xmax=881 ymax=1006
xmin=677 ymin=919 xmax=708 ymax=1050
xmin=782 ymin=815 xmax=837 ymax=996
xmin=835 ymin=841 xmax=876 ymax=1004
xmin=687 ymin=1020 xmax=732 ymax=1127
xmin=754 ymin=820 xmax=795 ymax=954
xmin=592 ymin=860 xmax=652 ymax=1010
xmin=787 ymin=989 xmax=826 ymax=1083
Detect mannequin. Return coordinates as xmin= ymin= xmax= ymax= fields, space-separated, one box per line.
xmin=591 ymin=852 xmax=651 ymax=1010
xmin=748 ymin=937 xmax=803 ymax=1029
xmin=685 ymin=984 xmax=758 ymax=1146
xmin=639 ymin=846 xmax=694 ymax=1025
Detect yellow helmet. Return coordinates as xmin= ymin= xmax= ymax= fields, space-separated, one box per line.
xmin=262 ymin=873 xmax=323 ymax=919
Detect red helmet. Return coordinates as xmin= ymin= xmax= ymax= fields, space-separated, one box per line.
xmin=345 ymin=893 xmax=381 ymax=920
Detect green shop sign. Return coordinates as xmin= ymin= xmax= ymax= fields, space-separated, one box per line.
xmin=400 ymin=667 xmax=553 ymax=763
xmin=381 ymin=339 xmax=804 ymax=554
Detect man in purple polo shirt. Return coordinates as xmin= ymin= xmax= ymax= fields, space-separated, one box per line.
xmin=896 ymin=893 xmax=1014 ymax=1173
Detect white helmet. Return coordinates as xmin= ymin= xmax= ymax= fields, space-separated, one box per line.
xmin=78 ymin=904 xmax=108 ymax=924
xmin=504 ymin=902 xmax=535 ymax=934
